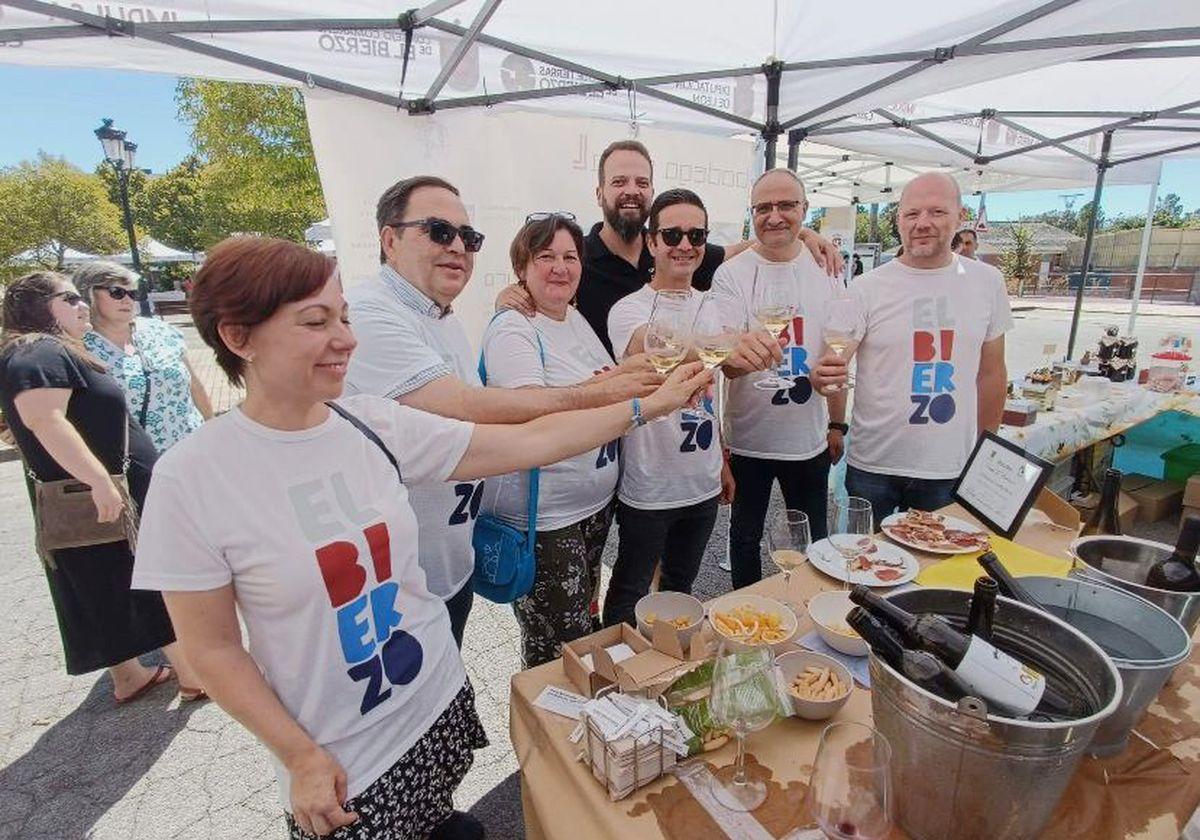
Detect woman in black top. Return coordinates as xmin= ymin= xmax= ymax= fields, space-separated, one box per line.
xmin=0 ymin=271 xmax=203 ymax=703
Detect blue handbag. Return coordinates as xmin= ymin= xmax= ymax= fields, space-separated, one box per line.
xmin=471 ymin=316 xmax=544 ymax=604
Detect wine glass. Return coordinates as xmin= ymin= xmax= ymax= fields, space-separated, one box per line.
xmin=828 ymin=497 xmax=874 ymax=585
xmin=644 ymin=290 xmax=691 ymax=422
xmin=807 ymin=722 xmax=893 ymax=840
xmin=692 ymin=294 xmax=739 ymax=418
xmin=822 ymin=292 xmax=863 ymax=392
xmin=766 ymin=509 xmax=811 ymax=589
xmin=751 ymin=263 xmax=797 ymax=391
xmin=709 ymin=641 xmax=779 ymax=812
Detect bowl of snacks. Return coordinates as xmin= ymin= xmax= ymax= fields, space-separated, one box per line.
xmin=775 ymin=650 xmax=853 ymax=720
xmin=635 ymin=592 xmax=706 ymax=648
xmin=707 ymin=593 xmax=798 ymax=653
xmin=807 ymin=590 xmax=869 ymax=657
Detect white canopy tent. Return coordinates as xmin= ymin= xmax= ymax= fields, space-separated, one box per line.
xmin=2 ymin=0 xmax=1198 ymax=345
xmin=106 ymin=237 xmax=203 ymax=265
xmin=7 ymin=241 xmax=101 ymax=267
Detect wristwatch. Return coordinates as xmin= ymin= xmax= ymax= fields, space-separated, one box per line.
xmin=828 ymin=422 xmax=849 ymax=434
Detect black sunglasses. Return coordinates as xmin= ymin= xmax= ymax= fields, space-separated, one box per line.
xmin=390 ymin=217 xmax=485 ymax=253
xmin=657 ymin=227 xmax=709 ymax=247
xmin=52 ymin=291 xmax=85 ymax=306
xmin=525 ymin=211 xmax=577 ymax=224
xmin=97 ymin=285 xmax=147 ymax=302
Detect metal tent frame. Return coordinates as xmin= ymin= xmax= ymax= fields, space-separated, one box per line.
xmin=4 ymin=0 xmax=1198 ymax=352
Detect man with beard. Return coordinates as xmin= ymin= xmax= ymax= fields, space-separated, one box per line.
xmin=498 ymin=141 xmax=843 ymax=355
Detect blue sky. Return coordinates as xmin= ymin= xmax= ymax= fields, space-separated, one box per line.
xmin=2 ymin=65 xmax=1199 ymax=221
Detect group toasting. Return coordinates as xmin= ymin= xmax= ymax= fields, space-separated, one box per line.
xmin=0 ymin=132 xmax=1010 ymax=839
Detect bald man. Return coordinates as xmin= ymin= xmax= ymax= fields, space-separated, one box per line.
xmin=713 ymin=169 xmax=848 ymax=589
xmin=811 ymin=173 xmax=1011 ymax=516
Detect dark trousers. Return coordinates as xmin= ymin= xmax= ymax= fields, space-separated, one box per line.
xmin=602 ymin=497 xmax=719 ymax=628
xmin=845 ymin=464 xmax=958 ymax=520
xmin=444 ymin=580 xmax=474 ymax=649
xmin=729 ymin=450 xmax=831 ymax=591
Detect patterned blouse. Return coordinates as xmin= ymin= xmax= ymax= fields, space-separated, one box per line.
xmin=84 ymin=317 xmax=204 ymax=452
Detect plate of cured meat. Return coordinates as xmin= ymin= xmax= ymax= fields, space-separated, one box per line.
xmin=880 ymin=510 xmax=991 ymax=555
xmin=809 ymin=537 xmax=919 ymax=587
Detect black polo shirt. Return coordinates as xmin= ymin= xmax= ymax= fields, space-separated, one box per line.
xmin=577 ymin=222 xmax=725 ymax=355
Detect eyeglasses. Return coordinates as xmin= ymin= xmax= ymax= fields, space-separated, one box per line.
xmin=657 ymin=227 xmax=709 ymax=247
xmin=97 ymin=285 xmax=147 ymax=302
xmin=389 ymin=217 xmax=485 ymax=253
xmin=752 ymin=200 xmax=803 ymax=216
xmin=525 ymin=211 xmax=577 ymax=224
xmin=52 ymin=292 xmax=85 ymax=306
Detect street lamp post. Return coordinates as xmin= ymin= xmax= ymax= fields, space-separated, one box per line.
xmin=94 ymin=118 xmax=151 ymax=316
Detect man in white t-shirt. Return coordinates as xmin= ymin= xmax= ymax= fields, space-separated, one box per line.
xmin=345 ymin=176 xmax=660 ymax=647
xmin=812 ymin=173 xmax=1012 ymax=517
xmin=713 ymin=169 xmax=848 ymax=589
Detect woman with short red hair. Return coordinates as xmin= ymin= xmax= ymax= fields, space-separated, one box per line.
xmin=131 ymin=236 xmax=710 ymax=840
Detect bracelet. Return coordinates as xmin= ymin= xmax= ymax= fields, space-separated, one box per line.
xmin=828 ymin=421 xmax=849 ymax=434
xmin=631 ymin=397 xmax=647 ymax=427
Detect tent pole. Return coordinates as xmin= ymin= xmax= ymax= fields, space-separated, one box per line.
xmin=786 ymin=134 xmax=800 ymax=171
xmin=1067 ymin=130 xmax=1113 ymax=360
xmin=1128 ymin=160 xmax=1163 ymax=335
xmin=763 ymin=61 xmax=783 ymax=170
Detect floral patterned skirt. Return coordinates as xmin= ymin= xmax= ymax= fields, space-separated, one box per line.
xmin=286 ymin=680 xmax=488 ymax=840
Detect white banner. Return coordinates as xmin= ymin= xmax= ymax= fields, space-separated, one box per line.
xmin=303 ymin=89 xmax=756 ymax=347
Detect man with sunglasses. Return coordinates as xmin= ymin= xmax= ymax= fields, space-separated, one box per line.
xmin=345 ymin=175 xmax=662 ymax=655
xmin=496 ymin=140 xmax=844 ymax=356
xmin=712 ymin=168 xmax=849 ymax=590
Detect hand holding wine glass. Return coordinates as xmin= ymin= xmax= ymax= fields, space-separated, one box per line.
xmin=751 ymin=264 xmax=798 ymax=391
xmin=692 ymin=294 xmax=740 ymax=370
xmin=821 ymin=294 xmax=863 ymax=393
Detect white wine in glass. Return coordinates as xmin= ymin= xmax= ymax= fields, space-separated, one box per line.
xmin=822 ymin=294 xmax=863 ymax=392
xmin=751 ymin=264 xmax=798 ymax=391
xmin=766 ymin=509 xmax=811 ymax=587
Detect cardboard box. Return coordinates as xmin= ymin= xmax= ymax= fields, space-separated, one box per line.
xmin=563 ymin=624 xmax=652 ymax=698
xmin=1070 ymin=490 xmax=1137 ymax=532
xmin=1185 ymin=474 xmax=1200 ymax=509
xmin=1123 ymin=473 xmax=1185 ymax=524
xmin=1002 ymin=399 xmax=1038 ymax=427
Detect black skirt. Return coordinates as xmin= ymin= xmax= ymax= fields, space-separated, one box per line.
xmin=287 ymin=680 xmax=489 ymax=840
xmin=43 ymin=539 xmax=176 ymax=675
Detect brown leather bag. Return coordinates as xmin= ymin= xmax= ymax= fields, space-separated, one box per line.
xmin=22 ymin=421 xmax=139 ymax=569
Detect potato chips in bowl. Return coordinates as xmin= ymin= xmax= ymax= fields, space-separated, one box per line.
xmin=707 ymin=593 xmax=798 ymax=652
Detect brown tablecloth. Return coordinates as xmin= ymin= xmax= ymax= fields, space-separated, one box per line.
xmin=510 ymin=506 xmax=1200 ymax=839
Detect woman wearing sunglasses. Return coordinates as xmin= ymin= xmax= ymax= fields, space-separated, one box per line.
xmin=479 ymin=212 xmax=645 ymax=667
xmin=0 ymin=272 xmax=204 ymax=704
xmin=602 ymin=189 xmax=738 ymax=628
xmin=74 ymin=261 xmax=213 ymax=453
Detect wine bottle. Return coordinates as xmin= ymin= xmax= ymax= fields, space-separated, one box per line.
xmin=967 ymin=576 xmax=998 ymax=642
xmin=847 ymin=607 xmax=971 ymax=701
xmin=1144 ymin=514 xmax=1200 ymax=592
xmin=976 ymin=551 xmax=1039 ymax=608
xmin=849 ymin=585 xmax=1087 ymax=718
xmin=1080 ymin=468 xmax=1123 ymax=537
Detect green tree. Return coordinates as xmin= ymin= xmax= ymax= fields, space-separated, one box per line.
xmin=1001 ymin=224 xmax=1037 ymax=296
xmin=140 ymin=156 xmax=208 ymax=251
xmin=855 ymin=202 xmax=898 ymax=249
xmin=176 ymin=79 xmax=326 ymax=242
xmin=1074 ymin=201 xmax=1105 ymax=237
xmin=0 ymin=152 xmax=125 ymax=270
xmin=1154 ymin=193 xmax=1186 ymax=227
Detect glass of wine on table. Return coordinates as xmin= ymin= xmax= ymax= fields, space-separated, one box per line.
xmin=828 ymin=497 xmax=875 ymax=586
xmin=750 ymin=263 xmax=798 ymax=391
xmin=766 ymin=509 xmax=810 ymax=595
xmin=709 ymin=641 xmax=779 ymax=812
xmin=808 ymin=721 xmax=893 ymax=840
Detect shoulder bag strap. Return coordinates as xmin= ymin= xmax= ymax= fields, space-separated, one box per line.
xmin=131 ymin=325 xmax=152 ymax=429
xmin=325 ymin=401 xmax=403 ymax=483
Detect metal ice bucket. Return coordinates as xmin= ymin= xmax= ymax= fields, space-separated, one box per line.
xmin=1070 ymin=535 xmax=1200 ymax=634
xmin=1022 ymin=576 xmax=1190 ymax=757
xmin=872 ymin=589 xmax=1122 ymax=840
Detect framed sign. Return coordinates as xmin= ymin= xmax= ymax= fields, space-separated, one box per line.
xmin=953 ymin=432 xmax=1053 ymax=539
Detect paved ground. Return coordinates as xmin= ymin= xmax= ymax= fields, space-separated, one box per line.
xmin=1 ymin=302 xmax=1198 ymax=839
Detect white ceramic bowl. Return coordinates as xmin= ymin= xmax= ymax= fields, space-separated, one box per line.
xmin=775 ymin=650 xmax=854 ymax=720
xmin=808 ymin=590 xmax=870 ymax=657
xmin=707 ymin=593 xmax=798 ymax=653
xmin=635 ymin=591 xmax=705 ymax=648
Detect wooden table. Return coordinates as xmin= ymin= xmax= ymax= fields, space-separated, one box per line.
xmin=510 ymin=505 xmax=1200 ymax=839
